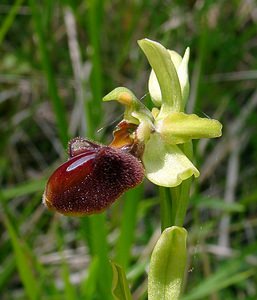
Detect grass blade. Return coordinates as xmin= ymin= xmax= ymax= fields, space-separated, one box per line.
xmin=1 ymin=178 xmax=45 ymax=200
xmin=182 ymin=260 xmax=256 ymax=300
xmin=81 ymin=256 xmax=99 ymax=299
xmin=115 ymin=186 xmax=142 ymax=269
xmin=84 ymin=0 xmax=104 ymax=135
xmin=62 ymin=263 xmax=77 ymax=300
xmin=2 ymin=214 xmax=40 ymax=300
xmin=0 ymin=0 xmax=24 ymax=46
xmin=29 ymin=0 xmax=69 ymax=146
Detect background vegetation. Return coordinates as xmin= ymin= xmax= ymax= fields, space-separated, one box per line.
xmin=1 ymin=0 xmax=257 ymax=299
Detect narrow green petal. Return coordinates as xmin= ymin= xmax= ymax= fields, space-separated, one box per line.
xmin=103 ymin=87 xmax=138 ymax=106
xmin=103 ymin=87 xmax=153 ymax=125
xmin=156 ymin=112 xmax=222 ymax=144
xmin=138 ymin=39 xmax=182 ymax=114
xmin=143 ymin=133 xmax=199 ymax=187
xmin=148 ymin=226 xmax=187 ymax=300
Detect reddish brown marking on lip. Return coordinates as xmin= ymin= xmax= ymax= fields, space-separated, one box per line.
xmin=109 ymin=121 xmax=137 ymax=149
xmin=43 ymin=142 xmax=144 ymax=216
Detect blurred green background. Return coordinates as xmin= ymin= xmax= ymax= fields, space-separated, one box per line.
xmin=1 ymin=1 xmax=257 ymax=299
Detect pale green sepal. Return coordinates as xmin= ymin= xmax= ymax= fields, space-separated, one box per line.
xmin=148 ymin=226 xmax=187 ymax=300
xmin=157 ymin=112 xmax=223 ymax=144
xmin=143 ymin=133 xmax=199 ymax=187
xmin=148 ymin=69 xmax=162 ymax=107
xmin=103 ymin=87 xmax=153 ymax=125
xmin=148 ymin=50 xmax=182 ymax=108
xmin=168 ymin=50 xmax=182 ymax=69
xmin=148 ymin=47 xmax=189 ymax=111
xmin=111 ymin=261 xmax=132 ymax=300
xmin=167 ymin=49 xmax=189 ymax=107
xmin=138 ymin=39 xmax=182 ymax=114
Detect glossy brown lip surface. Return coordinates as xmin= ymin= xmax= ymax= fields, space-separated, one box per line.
xmin=43 ymin=144 xmax=144 ymax=216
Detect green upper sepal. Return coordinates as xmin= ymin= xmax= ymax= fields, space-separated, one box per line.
xmin=148 ymin=47 xmax=190 ymax=111
xmin=138 ymin=39 xmax=182 ymax=115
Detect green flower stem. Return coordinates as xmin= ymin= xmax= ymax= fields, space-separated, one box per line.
xmin=160 ymin=142 xmax=193 ymax=229
xmin=170 ymin=185 xmax=180 ymax=224
xmin=174 ymin=177 xmax=191 ymax=226
xmin=159 ymin=187 xmax=173 ymax=231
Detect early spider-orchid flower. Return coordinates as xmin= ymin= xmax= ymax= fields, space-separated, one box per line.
xmin=43 ymin=38 xmax=222 ymax=216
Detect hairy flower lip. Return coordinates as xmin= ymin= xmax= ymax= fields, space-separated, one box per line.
xmin=43 ymin=139 xmax=144 ymax=216
xmin=42 ymin=192 xmax=106 ymax=216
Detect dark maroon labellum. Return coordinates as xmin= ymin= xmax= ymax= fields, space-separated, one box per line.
xmin=43 ymin=138 xmax=144 ymax=216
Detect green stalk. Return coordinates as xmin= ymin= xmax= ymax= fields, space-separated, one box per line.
xmin=170 ymin=185 xmax=180 ymax=225
xmin=174 ymin=178 xmax=191 ymax=226
xmin=160 ymin=142 xmax=193 ymax=229
xmin=160 ymin=183 xmax=190 ymax=230
xmin=173 ymin=142 xmax=193 ymax=226
xmin=159 ymin=187 xmax=173 ymax=231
